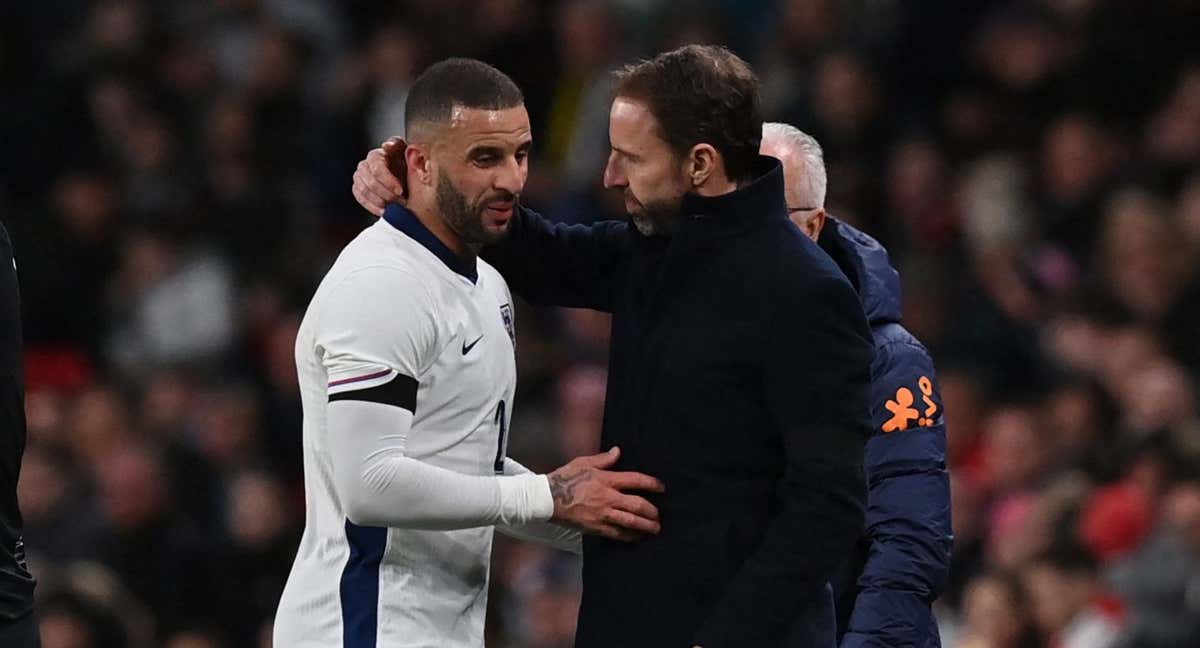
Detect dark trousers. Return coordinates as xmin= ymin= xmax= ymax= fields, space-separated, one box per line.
xmin=0 ymin=612 xmax=40 ymax=648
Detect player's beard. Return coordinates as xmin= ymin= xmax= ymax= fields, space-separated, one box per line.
xmin=436 ymin=173 xmax=512 ymax=252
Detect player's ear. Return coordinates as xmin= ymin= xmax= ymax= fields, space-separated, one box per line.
xmin=687 ymin=143 xmax=717 ymax=188
xmin=405 ymin=143 xmax=434 ymax=189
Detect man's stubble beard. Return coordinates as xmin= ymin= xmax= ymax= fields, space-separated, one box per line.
xmin=629 ymin=196 xmax=680 ymax=237
xmin=436 ymin=172 xmax=512 ymax=252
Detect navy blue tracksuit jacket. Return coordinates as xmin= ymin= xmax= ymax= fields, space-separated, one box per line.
xmin=819 ymin=219 xmax=953 ymax=648
xmin=485 ymin=157 xmax=874 ymax=647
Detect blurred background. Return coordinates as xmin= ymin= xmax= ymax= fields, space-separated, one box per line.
xmin=2 ymin=0 xmax=1200 ymax=647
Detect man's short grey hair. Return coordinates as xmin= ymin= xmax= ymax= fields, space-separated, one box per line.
xmin=762 ymin=122 xmax=827 ymax=209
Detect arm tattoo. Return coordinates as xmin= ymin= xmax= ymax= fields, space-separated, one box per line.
xmin=549 ymin=469 xmax=593 ymax=508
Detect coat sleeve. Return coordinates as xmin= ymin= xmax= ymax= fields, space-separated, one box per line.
xmin=840 ymin=339 xmax=953 ymax=648
xmin=694 ymin=271 xmax=874 ymax=647
xmin=480 ymin=206 xmax=631 ymax=312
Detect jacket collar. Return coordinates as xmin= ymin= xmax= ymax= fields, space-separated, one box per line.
xmin=818 ymin=217 xmax=902 ymax=327
xmin=628 ymin=156 xmax=788 ymax=314
xmin=677 ymin=156 xmax=788 ymax=235
xmin=382 ymin=203 xmax=478 ymax=283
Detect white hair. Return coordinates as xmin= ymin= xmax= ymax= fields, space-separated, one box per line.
xmin=761 ymin=122 xmax=827 ymax=209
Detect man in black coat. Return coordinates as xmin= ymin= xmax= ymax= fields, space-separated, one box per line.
xmin=353 ymin=45 xmax=873 ymax=648
xmin=0 ymin=221 xmax=38 ymax=647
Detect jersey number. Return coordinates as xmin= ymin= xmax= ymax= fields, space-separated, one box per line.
xmin=493 ymin=400 xmax=507 ymax=474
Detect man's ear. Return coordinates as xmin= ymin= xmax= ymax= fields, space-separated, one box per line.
xmin=405 ymin=143 xmax=434 ymax=190
xmin=687 ymin=143 xmax=718 ymax=188
xmin=805 ymin=208 xmax=827 ymax=241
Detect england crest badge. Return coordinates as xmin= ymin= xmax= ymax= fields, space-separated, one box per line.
xmin=500 ymin=303 xmax=515 ymax=346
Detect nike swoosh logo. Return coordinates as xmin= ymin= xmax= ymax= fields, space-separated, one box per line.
xmin=462 ymin=335 xmax=484 ymax=355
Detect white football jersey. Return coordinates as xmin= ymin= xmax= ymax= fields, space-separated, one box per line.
xmin=275 ymin=205 xmax=531 ymax=648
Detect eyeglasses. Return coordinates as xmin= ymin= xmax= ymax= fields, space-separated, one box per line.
xmin=787 ymin=206 xmax=819 ymax=213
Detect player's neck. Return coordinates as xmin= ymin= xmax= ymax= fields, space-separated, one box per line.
xmin=409 ymin=200 xmax=479 ymax=261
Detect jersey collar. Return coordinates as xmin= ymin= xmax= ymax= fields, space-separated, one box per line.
xmin=382 ymin=204 xmax=479 ymax=284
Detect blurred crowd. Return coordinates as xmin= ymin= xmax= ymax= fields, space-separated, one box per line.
xmin=2 ymin=0 xmax=1200 ymax=647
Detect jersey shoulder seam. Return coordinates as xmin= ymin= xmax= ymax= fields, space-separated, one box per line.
xmin=313 ymin=263 xmax=443 ymax=373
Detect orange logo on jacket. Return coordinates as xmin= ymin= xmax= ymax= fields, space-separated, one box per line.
xmin=882 ymin=376 xmax=938 ymax=433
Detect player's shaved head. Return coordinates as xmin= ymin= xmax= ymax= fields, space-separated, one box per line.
xmin=397 ymin=58 xmax=531 ymax=258
xmin=404 ymin=58 xmax=525 ymax=143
